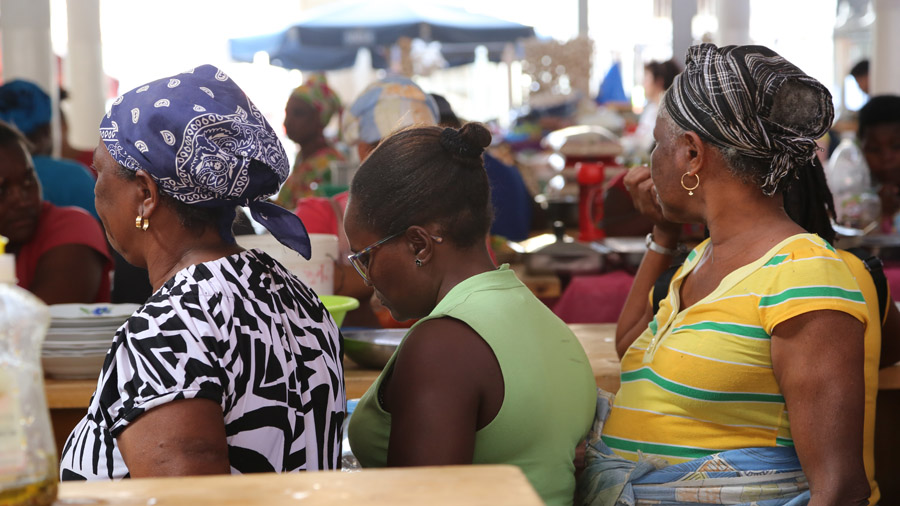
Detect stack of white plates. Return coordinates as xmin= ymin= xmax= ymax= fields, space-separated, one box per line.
xmin=43 ymin=303 xmax=139 ymax=379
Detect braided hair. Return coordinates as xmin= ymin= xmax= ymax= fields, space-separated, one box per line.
xmin=783 ymin=156 xmax=837 ymax=244
xmin=349 ymin=122 xmax=494 ymax=247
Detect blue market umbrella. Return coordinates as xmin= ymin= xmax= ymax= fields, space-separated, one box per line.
xmin=229 ymin=0 xmax=535 ymax=71
xmin=230 ymin=28 xmax=387 ymax=71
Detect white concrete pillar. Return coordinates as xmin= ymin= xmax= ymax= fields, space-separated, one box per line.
xmin=0 ymin=0 xmax=58 ymax=152
xmin=871 ymin=0 xmax=900 ymax=95
xmin=715 ymin=0 xmax=750 ymax=47
xmin=672 ymin=0 xmax=697 ymax=63
xmin=578 ymin=0 xmax=589 ymax=38
xmin=65 ymin=0 xmax=106 ymax=150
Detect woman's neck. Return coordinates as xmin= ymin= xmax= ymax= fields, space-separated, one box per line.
xmin=299 ymin=135 xmax=328 ymax=160
xmin=434 ymin=245 xmax=498 ymax=306
xmin=144 ymin=231 xmax=244 ymax=291
xmin=703 ymin=197 xmax=801 ymax=266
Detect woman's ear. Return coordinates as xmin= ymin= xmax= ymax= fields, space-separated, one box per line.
xmin=405 ymin=225 xmax=437 ymax=265
xmin=682 ymin=131 xmax=707 ymax=176
xmin=133 ymin=170 xmax=161 ymax=218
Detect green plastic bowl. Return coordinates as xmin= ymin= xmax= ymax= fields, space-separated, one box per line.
xmin=320 ymin=295 xmax=360 ymax=327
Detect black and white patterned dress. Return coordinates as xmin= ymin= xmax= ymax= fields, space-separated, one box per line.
xmin=60 ymin=249 xmax=345 ymax=480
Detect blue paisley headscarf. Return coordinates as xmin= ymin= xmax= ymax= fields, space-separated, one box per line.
xmin=100 ymin=64 xmax=311 ymax=259
xmin=664 ymin=44 xmax=834 ymax=196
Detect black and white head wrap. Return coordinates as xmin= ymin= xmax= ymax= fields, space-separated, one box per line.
xmin=664 ymin=43 xmax=834 ymax=196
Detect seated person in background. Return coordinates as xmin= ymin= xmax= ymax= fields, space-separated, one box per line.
xmin=0 ymin=120 xmax=110 ymax=304
xmin=851 ymin=59 xmax=870 ymax=96
xmin=275 ymin=74 xmax=344 ymax=207
xmin=60 ymin=65 xmax=345 ymax=480
xmin=583 ymin=44 xmax=870 ymax=505
xmin=345 ymin=122 xmax=596 ymax=506
xmin=603 ymin=59 xmax=682 ymax=238
xmin=858 ymin=95 xmax=900 ymax=232
xmin=295 ymin=76 xmax=440 ymax=327
xmin=630 ymin=59 xmax=682 ymax=156
xmin=430 ymin=93 xmax=533 ymax=242
xmin=0 ymin=79 xmax=99 ymax=221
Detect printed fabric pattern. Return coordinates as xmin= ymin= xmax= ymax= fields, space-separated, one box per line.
xmin=59 ymin=249 xmax=345 ymax=480
xmin=578 ymin=391 xmax=810 ymax=506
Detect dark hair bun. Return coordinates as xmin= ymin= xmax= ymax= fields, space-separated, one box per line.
xmin=439 ymin=122 xmax=491 ymax=160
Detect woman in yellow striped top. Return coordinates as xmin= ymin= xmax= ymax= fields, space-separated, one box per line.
xmin=607 ymin=44 xmax=871 ymax=506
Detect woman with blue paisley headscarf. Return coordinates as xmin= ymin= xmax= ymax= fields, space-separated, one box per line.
xmin=579 ymin=45 xmax=871 ymax=505
xmin=60 ymin=65 xmax=345 ymax=480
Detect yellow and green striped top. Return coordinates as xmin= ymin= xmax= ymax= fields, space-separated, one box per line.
xmin=602 ymin=234 xmax=868 ymax=464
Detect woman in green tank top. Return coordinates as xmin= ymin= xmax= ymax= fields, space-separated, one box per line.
xmin=343 ymin=122 xmax=597 ymax=506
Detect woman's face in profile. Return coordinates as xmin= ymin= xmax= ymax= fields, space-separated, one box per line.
xmin=284 ymin=95 xmax=321 ymax=145
xmin=0 ymin=142 xmax=42 ymax=247
xmin=649 ymin=118 xmax=678 ymax=215
xmin=343 ymin=199 xmax=420 ymax=322
xmin=92 ymin=143 xmax=136 ymax=260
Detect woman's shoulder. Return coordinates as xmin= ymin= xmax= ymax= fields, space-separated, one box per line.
xmin=155 ymin=249 xmax=324 ymax=313
xmin=39 ymin=202 xmax=100 ymax=229
xmin=391 ymin=317 xmax=497 ymax=396
xmin=29 ymin=202 xmax=108 ymax=256
xmin=775 ymin=233 xmax=838 ymax=254
xmin=760 ymin=234 xmax=850 ymax=276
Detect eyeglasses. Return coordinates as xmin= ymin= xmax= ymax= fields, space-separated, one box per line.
xmin=347 ymin=230 xmax=443 ymax=283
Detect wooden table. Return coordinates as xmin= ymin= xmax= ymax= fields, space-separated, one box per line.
xmin=43 ymin=323 xmax=900 ymax=432
xmin=43 ymin=363 xmax=383 ymax=456
xmin=55 ymin=465 xmax=542 ymax=505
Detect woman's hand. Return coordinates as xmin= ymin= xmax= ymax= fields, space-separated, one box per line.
xmin=771 ymin=310 xmax=870 ymax=506
xmin=878 ymin=182 xmax=900 ymax=221
xmin=117 ymin=398 xmax=230 ymax=477
xmin=622 ymin=165 xmax=679 ymax=238
xmin=615 ymin=165 xmax=683 ymax=357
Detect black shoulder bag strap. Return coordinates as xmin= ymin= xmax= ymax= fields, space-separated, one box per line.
xmin=862 ymin=255 xmax=889 ymax=325
xmin=652 ymin=265 xmax=682 ymax=315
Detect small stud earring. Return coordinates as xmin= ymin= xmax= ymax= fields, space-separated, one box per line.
xmin=415 ymin=258 xmax=422 ymax=267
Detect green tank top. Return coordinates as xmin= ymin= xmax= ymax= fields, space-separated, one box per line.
xmin=347 ymin=265 xmax=596 ymax=506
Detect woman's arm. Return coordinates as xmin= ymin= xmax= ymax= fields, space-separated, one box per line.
xmin=29 ymin=244 xmax=105 ymax=304
xmin=117 ymin=398 xmax=231 ymax=477
xmin=385 ymin=317 xmax=503 ymax=466
xmin=615 ymin=166 xmax=681 ymax=357
xmin=771 ymin=310 xmax=870 ymax=506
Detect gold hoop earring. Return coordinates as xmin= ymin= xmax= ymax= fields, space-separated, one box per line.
xmin=135 ymin=215 xmax=149 ymax=231
xmin=681 ymin=172 xmax=700 ymax=196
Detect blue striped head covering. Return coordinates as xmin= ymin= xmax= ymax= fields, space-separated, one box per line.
xmin=341 ymin=76 xmax=438 ymax=145
xmin=664 ymin=44 xmax=833 ymax=196
xmin=100 ymin=64 xmax=311 ymax=258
